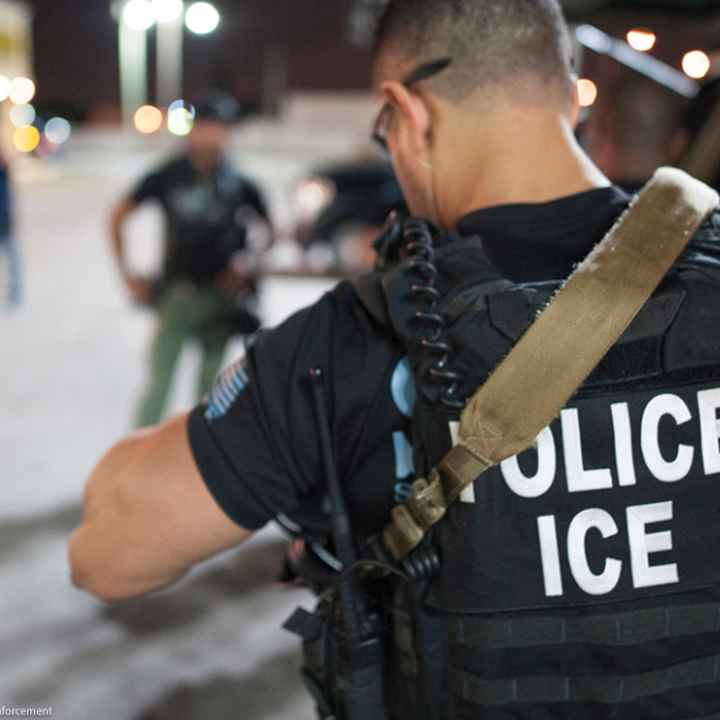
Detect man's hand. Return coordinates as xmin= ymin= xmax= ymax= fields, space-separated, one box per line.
xmin=217 ymin=252 xmax=258 ymax=297
xmin=125 ymin=275 xmax=154 ymax=306
xmin=217 ymin=267 xmax=255 ymax=296
xmin=111 ymin=197 xmax=155 ymax=306
xmin=69 ymin=414 xmax=252 ymax=602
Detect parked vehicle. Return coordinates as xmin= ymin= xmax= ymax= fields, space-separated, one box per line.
xmin=293 ymin=159 xmax=406 ymax=269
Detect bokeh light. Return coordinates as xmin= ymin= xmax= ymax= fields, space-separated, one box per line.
xmin=134 ymin=105 xmax=164 ymax=134
xmin=626 ymin=28 xmax=656 ymax=53
xmin=13 ymin=125 xmax=40 ymax=154
xmin=9 ymin=103 xmax=36 ymax=128
xmin=167 ymin=106 xmax=195 ymax=136
xmin=0 ymin=75 xmax=10 ymax=102
xmin=122 ymin=0 xmax=156 ymax=31
xmin=10 ymin=77 xmax=36 ymax=105
xmin=185 ymin=2 xmax=220 ymax=35
xmin=682 ymin=50 xmax=711 ymax=80
xmin=45 ymin=117 xmax=72 ymax=145
xmin=296 ymin=177 xmax=336 ymax=220
xmin=151 ymin=0 xmax=183 ymax=23
xmin=577 ymin=78 xmax=598 ymax=108
xmin=168 ymin=99 xmax=196 ymax=118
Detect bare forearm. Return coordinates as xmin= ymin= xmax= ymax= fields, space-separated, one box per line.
xmin=69 ymin=432 xmax=189 ymax=601
xmin=69 ymin=415 xmax=251 ymax=603
xmin=69 ymin=526 xmax=186 ymax=602
xmin=110 ymin=200 xmax=134 ymax=280
xmin=111 ymin=229 xmax=127 ymax=279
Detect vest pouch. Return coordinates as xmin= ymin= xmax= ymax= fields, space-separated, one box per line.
xmin=386 ymin=578 xmax=449 ymax=720
xmin=283 ymin=603 xmax=336 ymax=719
xmin=285 ymin=596 xmax=391 ymax=720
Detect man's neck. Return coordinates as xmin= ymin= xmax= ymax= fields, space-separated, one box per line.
xmin=190 ymin=150 xmax=223 ymax=177
xmin=449 ymin=114 xmax=610 ymax=223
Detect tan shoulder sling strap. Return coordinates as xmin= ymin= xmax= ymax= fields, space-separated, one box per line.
xmin=383 ymin=167 xmax=720 ymax=562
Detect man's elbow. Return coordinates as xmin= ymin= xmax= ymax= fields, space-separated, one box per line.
xmin=69 ymin=564 xmax=123 ymax=604
xmin=69 ymin=528 xmax=128 ymax=602
xmin=68 ymin=527 xmax=173 ymax=603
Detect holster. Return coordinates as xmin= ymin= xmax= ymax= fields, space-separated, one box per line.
xmin=284 ymin=592 xmax=388 ymax=720
xmin=284 ymin=600 xmax=336 ymax=719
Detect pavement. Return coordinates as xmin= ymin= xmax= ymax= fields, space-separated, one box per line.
xmin=0 ymin=141 xmax=338 ymax=720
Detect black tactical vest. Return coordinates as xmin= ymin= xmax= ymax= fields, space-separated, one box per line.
xmin=354 ymin=213 xmax=720 ymax=720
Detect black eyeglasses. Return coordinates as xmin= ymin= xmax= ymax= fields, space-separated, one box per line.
xmin=371 ymin=57 xmax=453 ymax=157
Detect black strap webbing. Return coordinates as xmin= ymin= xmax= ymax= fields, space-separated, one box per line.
xmin=452 ymin=603 xmax=720 ymax=650
xmin=451 ymin=654 xmax=720 ymax=706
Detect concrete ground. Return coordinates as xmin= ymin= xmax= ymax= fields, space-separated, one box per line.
xmin=0 ymin=139 xmax=339 ymax=720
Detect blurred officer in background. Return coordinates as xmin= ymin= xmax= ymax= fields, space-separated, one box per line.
xmin=73 ymin=2 xmax=720 ymax=719
xmin=582 ymin=76 xmax=686 ymax=192
xmin=0 ymin=150 xmax=19 ymax=306
xmin=682 ymin=77 xmax=720 ymax=189
xmin=110 ymin=92 xmax=272 ymax=428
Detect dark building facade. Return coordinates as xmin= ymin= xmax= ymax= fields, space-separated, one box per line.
xmin=28 ymin=0 xmax=374 ymax=120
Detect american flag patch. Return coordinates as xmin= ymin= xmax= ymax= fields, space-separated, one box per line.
xmin=205 ymin=359 xmax=250 ymax=421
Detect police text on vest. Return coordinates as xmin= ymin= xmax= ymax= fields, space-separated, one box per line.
xmin=498 ymin=389 xmax=720 ymax=597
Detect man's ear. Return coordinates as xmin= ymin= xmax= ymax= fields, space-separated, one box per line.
xmin=381 ymin=80 xmax=433 ymax=157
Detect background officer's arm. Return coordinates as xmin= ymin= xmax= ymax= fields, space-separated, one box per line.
xmin=239 ymin=179 xmax=275 ymax=251
xmin=68 ymin=413 xmax=252 ymax=603
xmin=110 ymin=197 xmax=153 ymax=305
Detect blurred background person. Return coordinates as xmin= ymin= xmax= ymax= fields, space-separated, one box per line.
xmin=582 ymin=76 xmax=687 ymax=192
xmin=110 ymin=91 xmax=272 ymax=428
xmin=0 ymin=148 xmax=19 ymax=306
xmin=681 ymin=77 xmax=720 ymax=189
xmin=293 ymin=153 xmax=405 ymax=271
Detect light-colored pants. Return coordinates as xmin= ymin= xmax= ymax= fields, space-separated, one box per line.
xmin=135 ymin=283 xmax=237 ymax=428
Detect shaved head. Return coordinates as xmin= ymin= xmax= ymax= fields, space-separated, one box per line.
xmin=369 ymin=0 xmax=603 ymax=227
xmin=374 ymin=0 xmax=574 ymax=103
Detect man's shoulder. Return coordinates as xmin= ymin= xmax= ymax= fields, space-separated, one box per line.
xmin=214 ymin=162 xmax=265 ymax=204
xmin=253 ymin=280 xmax=380 ymax=352
xmin=262 ymin=279 xmax=395 ymax=365
xmin=170 ymin=152 xmax=196 ymax=172
xmin=215 ymin=157 xmax=254 ymax=184
xmin=691 ymin=206 xmax=720 ymax=245
xmin=320 ymin=278 xmax=390 ymax=331
xmin=150 ymin=153 xmax=193 ymax=180
xmin=680 ymin=205 xmax=720 ymax=275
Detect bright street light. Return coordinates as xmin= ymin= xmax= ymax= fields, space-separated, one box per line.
xmin=151 ymin=0 xmax=183 ymax=23
xmin=9 ymin=103 xmax=35 ymax=128
xmin=577 ymin=78 xmax=598 ymax=107
xmin=116 ymin=0 xmax=152 ymax=126
xmin=185 ymin=2 xmax=220 ymax=35
xmin=168 ymin=98 xmax=195 ymax=116
xmin=122 ymin=0 xmax=155 ymax=31
xmin=134 ymin=105 xmax=164 ymax=134
xmin=45 ymin=117 xmax=73 ymax=145
xmin=13 ymin=125 xmax=40 ymax=154
xmin=10 ymin=77 xmax=35 ymax=104
xmin=682 ymin=50 xmax=710 ymax=80
xmin=167 ymin=106 xmax=195 ymax=136
xmin=626 ymin=28 xmax=656 ymax=53
xmin=115 ymin=0 xmax=221 ymax=124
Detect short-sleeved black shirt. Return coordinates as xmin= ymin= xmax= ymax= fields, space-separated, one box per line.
xmin=131 ymin=154 xmax=269 ymax=286
xmin=188 ymin=186 xmax=647 ymax=533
